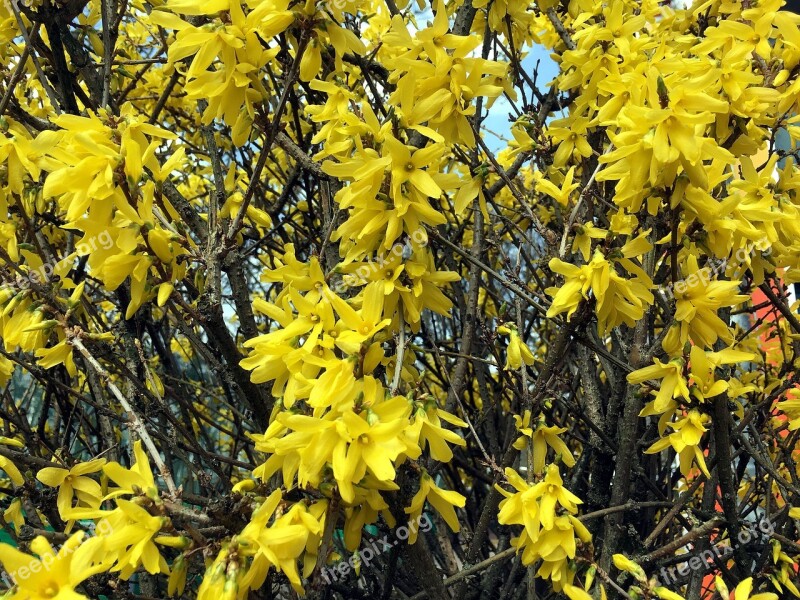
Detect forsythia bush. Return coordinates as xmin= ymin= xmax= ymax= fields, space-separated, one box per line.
xmin=0 ymin=0 xmax=799 ymax=598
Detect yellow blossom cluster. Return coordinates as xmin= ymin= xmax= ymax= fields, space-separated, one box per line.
xmin=0 ymin=0 xmax=799 ymax=598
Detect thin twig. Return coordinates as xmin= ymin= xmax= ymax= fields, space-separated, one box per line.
xmin=390 ymin=313 xmax=406 ymax=394
xmin=8 ymin=0 xmax=61 ymax=113
xmin=558 ymin=143 xmax=614 ymax=257
xmin=227 ymin=33 xmax=310 ymax=245
xmin=0 ymin=43 xmax=33 ymax=117
xmin=67 ymin=331 xmax=178 ymax=498
xmin=407 ymin=547 xmax=517 ymax=600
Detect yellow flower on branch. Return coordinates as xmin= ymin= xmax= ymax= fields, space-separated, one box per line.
xmin=102 ymin=499 xmax=170 ymax=577
xmin=412 ymin=400 xmax=467 ymax=463
xmin=547 ymin=249 xmax=653 ymax=334
xmin=497 ymin=323 xmax=535 ymax=370
xmin=103 ymin=440 xmax=157 ymax=499
xmin=513 ymin=411 xmax=576 ymax=474
xmin=627 ymin=357 xmax=689 ymax=414
xmin=36 ymin=458 xmax=106 ymax=520
xmin=673 ymin=256 xmax=747 ymax=348
xmin=535 ymin=166 xmax=579 ymax=208
xmin=405 ymin=471 xmax=465 ymax=543
xmin=0 ymin=532 xmax=106 ymax=600
xmin=497 ymin=465 xmax=590 ymax=588
xmin=645 ymin=409 xmax=711 ymax=478
xmin=0 ymin=437 xmax=24 ymax=486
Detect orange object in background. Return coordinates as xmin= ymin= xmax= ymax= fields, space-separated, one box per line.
xmin=693 ymin=137 xmax=800 ymax=595
xmin=694 ymin=281 xmax=799 ymax=596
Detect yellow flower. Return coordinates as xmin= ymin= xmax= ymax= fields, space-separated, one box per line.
xmin=2 ymin=499 xmax=23 ymax=531
xmin=497 ymin=324 xmax=535 ymax=370
xmin=384 ymin=135 xmax=444 ymax=200
xmin=535 ymin=166 xmax=580 ymax=207
xmin=563 ymin=584 xmax=595 ymax=600
xmin=688 ymin=345 xmax=755 ymax=403
xmin=103 ymin=440 xmax=157 ymax=498
xmin=572 ymin=222 xmax=608 ymax=261
xmin=547 ymin=117 xmax=593 ymax=167
xmin=545 ymin=259 xmax=589 ymax=321
xmin=102 ymin=500 xmax=169 ymax=577
xmin=413 ymin=402 xmax=467 ymax=463
xmin=715 ymin=575 xmax=779 ymax=600
xmin=238 ymin=490 xmax=319 ymax=594
xmin=513 ymin=412 xmax=577 ymax=474
xmin=496 ymin=464 xmax=590 ymax=586
xmin=415 ymin=0 xmax=477 ymax=61
xmin=654 ymin=587 xmax=687 ymax=600
xmin=645 ymin=409 xmax=711 ymax=477
xmin=325 ymin=283 xmax=391 ymax=354
xmin=547 ymin=250 xmax=653 ymax=334
xmin=36 ymin=458 xmax=106 ymax=520
xmin=195 ymin=543 xmax=239 ymax=600
xmin=612 ymin=554 xmax=646 ymax=583
xmin=673 ymin=256 xmax=747 ymax=348
xmin=0 ymin=532 xmax=106 ymax=600
xmin=627 ymin=357 xmax=689 ymax=414
xmin=274 ymin=396 xmax=420 ymax=503
xmin=167 ymin=555 xmax=188 ymax=597
xmin=530 ymin=465 xmax=583 ymax=529
xmin=0 ymin=437 xmax=24 ymax=486
xmin=778 ymin=389 xmax=800 ymax=431
xmin=405 ymin=471 xmax=465 ymax=543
